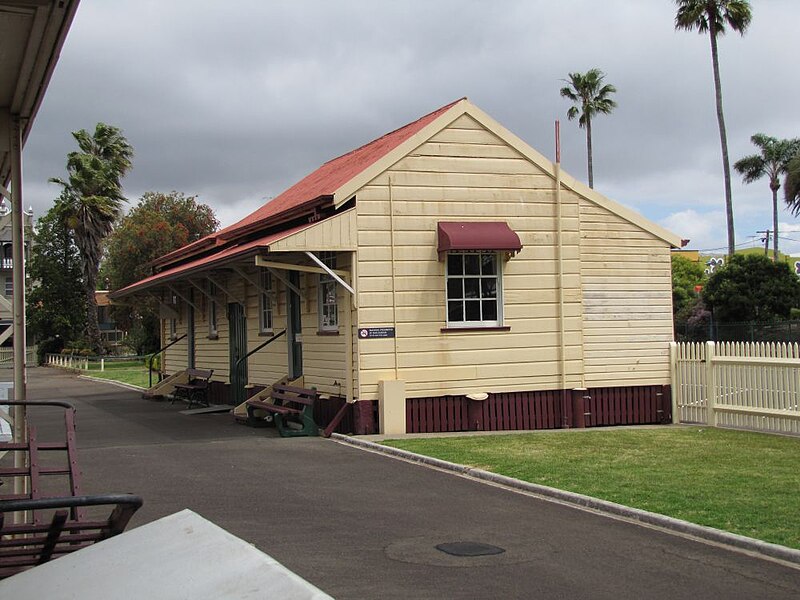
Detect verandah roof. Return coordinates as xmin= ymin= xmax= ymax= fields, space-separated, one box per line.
xmin=110 ymin=223 xmax=311 ymax=298
xmin=150 ymin=98 xmax=465 ymax=270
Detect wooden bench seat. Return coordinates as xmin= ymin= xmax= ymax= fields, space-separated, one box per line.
xmin=171 ymin=368 xmax=214 ymax=409
xmin=245 ymin=384 xmax=319 ymax=437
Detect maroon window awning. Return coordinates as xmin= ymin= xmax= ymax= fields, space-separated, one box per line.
xmin=437 ymin=221 xmax=522 ymax=259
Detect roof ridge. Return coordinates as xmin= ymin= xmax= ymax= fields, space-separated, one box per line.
xmin=320 ymin=97 xmax=466 ymax=166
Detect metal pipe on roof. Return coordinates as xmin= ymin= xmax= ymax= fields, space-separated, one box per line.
xmin=554 ymin=121 xmax=568 ymax=420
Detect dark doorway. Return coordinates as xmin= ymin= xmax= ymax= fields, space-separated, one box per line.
xmin=287 ymin=271 xmax=303 ymax=379
xmin=228 ymin=302 xmax=247 ymax=406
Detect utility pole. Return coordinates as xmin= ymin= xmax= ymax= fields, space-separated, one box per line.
xmin=757 ymin=230 xmax=771 ymax=258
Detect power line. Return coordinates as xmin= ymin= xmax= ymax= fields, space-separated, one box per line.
xmin=697 ymin=239 xmax=760 ymax=253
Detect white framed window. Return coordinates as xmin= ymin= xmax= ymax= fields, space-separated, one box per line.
xmin=318 ymin=252 xmax=338 ymax=332
xmin=259 ymin=269 xmax=273 ymax=333
xmin=208 ymin=281 xmax=218 ymax=337
xmin=445 ymin=251 xmax=502 ymax=327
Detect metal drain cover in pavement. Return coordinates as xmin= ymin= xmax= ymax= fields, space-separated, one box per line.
xmin=435 ymin=542 xmax=506 ymax=557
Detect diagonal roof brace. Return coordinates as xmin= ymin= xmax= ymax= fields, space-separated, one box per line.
xmin=232 ymin=266 xmax=274 ymax=297
xmin=187 ymin=278 xmax=213 ymax=302
xmin=205 ymin=272 xmax=245 ymax=306
xmin=146 ymin=291 xmax=178 ymax=320
xmin=167 ymin=284 xmax=200 ymax=312
xmin=266 ymin=267 xmax=302 ymax=298
xmin=304 ymin=251 xmax=355 ymax=296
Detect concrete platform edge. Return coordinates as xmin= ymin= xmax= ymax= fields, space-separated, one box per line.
xmin=78 ymin=375 xmax=146 ymax=393
xmin=331 ymin=433 xmax=800 ymax=566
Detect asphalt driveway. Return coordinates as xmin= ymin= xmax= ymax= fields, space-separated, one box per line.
xmin=21 ymin=368 xmax=800 ymax=599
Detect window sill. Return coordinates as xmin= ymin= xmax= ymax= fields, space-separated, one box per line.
xmin=207 ymin=334 xmax=219 ymax=340
xmin=258 ymin=331 xmax=275 ymax=337
xmin=316 ymin=330 xmax=340 ymax=336
xmin=440 ymin=326 xmax=511 ymax=333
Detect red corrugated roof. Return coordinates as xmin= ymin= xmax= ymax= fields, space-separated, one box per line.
xmin=220 ymin=98 xmax=463 ymax=237
xmin=110 ymin=224 xmax=310 ymax=298
xmin=153 ymin=98 xmax=464 ymax=268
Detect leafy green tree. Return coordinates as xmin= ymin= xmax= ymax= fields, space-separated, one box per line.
xmin=559 ymin=68 xmax=617 ymax=189
xmin=50 ymin=123 xmax=133 ymax=354
xmin=672 ymin=255 xmax=708 ymax=340
xmin=27 ymin=195 xmax=86 ymax=358
xmin=784 ymin=155 xmax=800 ymax=216
xmin=734 ymin=134 xmax=800 ymax=260
xmin=672 ymin=255 xmax=706 ymax=316
xmin=675 ymin=0 xmax=753 ymax=258
xmin=104 ymin=191 xmax=218 ymax=354
xmin=702 ymin=253 xmax=800 ymax=322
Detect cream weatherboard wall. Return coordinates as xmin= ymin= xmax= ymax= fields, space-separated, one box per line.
xmin=579 ymin=200 xmax=673 ymax=386
xmin=354 ymin=114 xmax=586 ymax=401
xmin=161 ymin=260 xmax=353 ymax=398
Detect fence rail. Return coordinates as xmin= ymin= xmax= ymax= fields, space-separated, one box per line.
xmin=671 ymin=341 xmax=800 ymax=435
xmin=0 ymin=346 xmax=37 ymax=366
xmin=45 ymin=353 xmax=149 ymax=372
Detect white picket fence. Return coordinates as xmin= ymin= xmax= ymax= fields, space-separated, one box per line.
xmin=0 ymin=346 xmax=37 ymax=367
xmin=46 ymin=353 xmax=90 ymax=370
xmin=671 ymin=341 xmax=800 ymax=435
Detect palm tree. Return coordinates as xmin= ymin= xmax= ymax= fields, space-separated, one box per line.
xmin=734 ymin=134 xmax=800 ymax=260
xmin=674 ymin=0 xmax=753 ymax=257
xmin=785 ymin=155 xmax=800 ymax=216
xmin=559 ymin=68 xmax=617 ymax=188
xmin=51 ymin=123 xmax=133 ymax=354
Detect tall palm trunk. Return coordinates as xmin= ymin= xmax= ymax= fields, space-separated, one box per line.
xmin=771 ymin=181 xmax=780 ymax=260
xmin=76 ymin=236 xmax=102 ymax=354
xmin=586 ymin=117 xmax=594 ymax=188
xmin=84 ymin=279 xmax=101 ymax=354
xmin=708 ymin=19 xmax=735 ymax=256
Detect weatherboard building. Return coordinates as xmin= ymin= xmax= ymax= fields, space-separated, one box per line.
xmin=112 ymin=98 xmax=681 ymax=434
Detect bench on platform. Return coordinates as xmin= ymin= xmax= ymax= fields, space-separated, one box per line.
xmin=245 ymin=384 xmax=319 ymax=437
xmin=171 ymin=368 xmax=214 ymax=409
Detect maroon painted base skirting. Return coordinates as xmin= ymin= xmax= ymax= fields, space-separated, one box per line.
xmin=406 ymin=385 xmax=671 ymax=434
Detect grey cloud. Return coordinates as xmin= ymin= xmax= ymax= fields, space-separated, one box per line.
xmin=20 ymin=0 xmax=800 ymax=251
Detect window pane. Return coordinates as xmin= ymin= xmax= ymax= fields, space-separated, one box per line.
xmin=447 ymin=278 xmax=462 ymax=300
xmin=482 ymin=300 xmax=497 ymax=321
xmin=448 ymin=301 xmax=463 ymax=322
xmin=464 ymin=278 xmax=480 ymax=298
xmin=481 ymin=278 xmax=497 ymax=299
xmin=481 ymin=253 xmax=496 ymax=275
xmin=464 ymin=254 xmax=480 ymax=275
xmin=465 ymin=300 xmax=481 ymax=321
xmin=324 ymin=283 xmax=336 ymax=304
xmin=447 ymin=254 xmax=463 ymax=275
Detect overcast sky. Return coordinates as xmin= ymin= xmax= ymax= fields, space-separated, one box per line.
xmin=21 ymin=0 xmax=800 ymax=256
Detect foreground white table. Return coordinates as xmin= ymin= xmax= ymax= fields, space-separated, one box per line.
xmin=0 ymin=509 xmax=333 ymax=599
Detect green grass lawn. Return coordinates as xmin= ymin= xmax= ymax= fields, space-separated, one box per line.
xmin=383 ymin=427 xmax=800 ymax=549
xmin=83 ymin=362 xmax=152 ymax=389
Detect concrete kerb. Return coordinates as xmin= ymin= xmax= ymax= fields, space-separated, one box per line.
xmin=331 ymin=433 xmax=800 ymax=567
xmin=77 ymin=375 xmax=146 ymax=393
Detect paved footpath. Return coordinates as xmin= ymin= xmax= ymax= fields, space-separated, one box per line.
xmin=24 ymin=368 xmax=800 ymax=599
